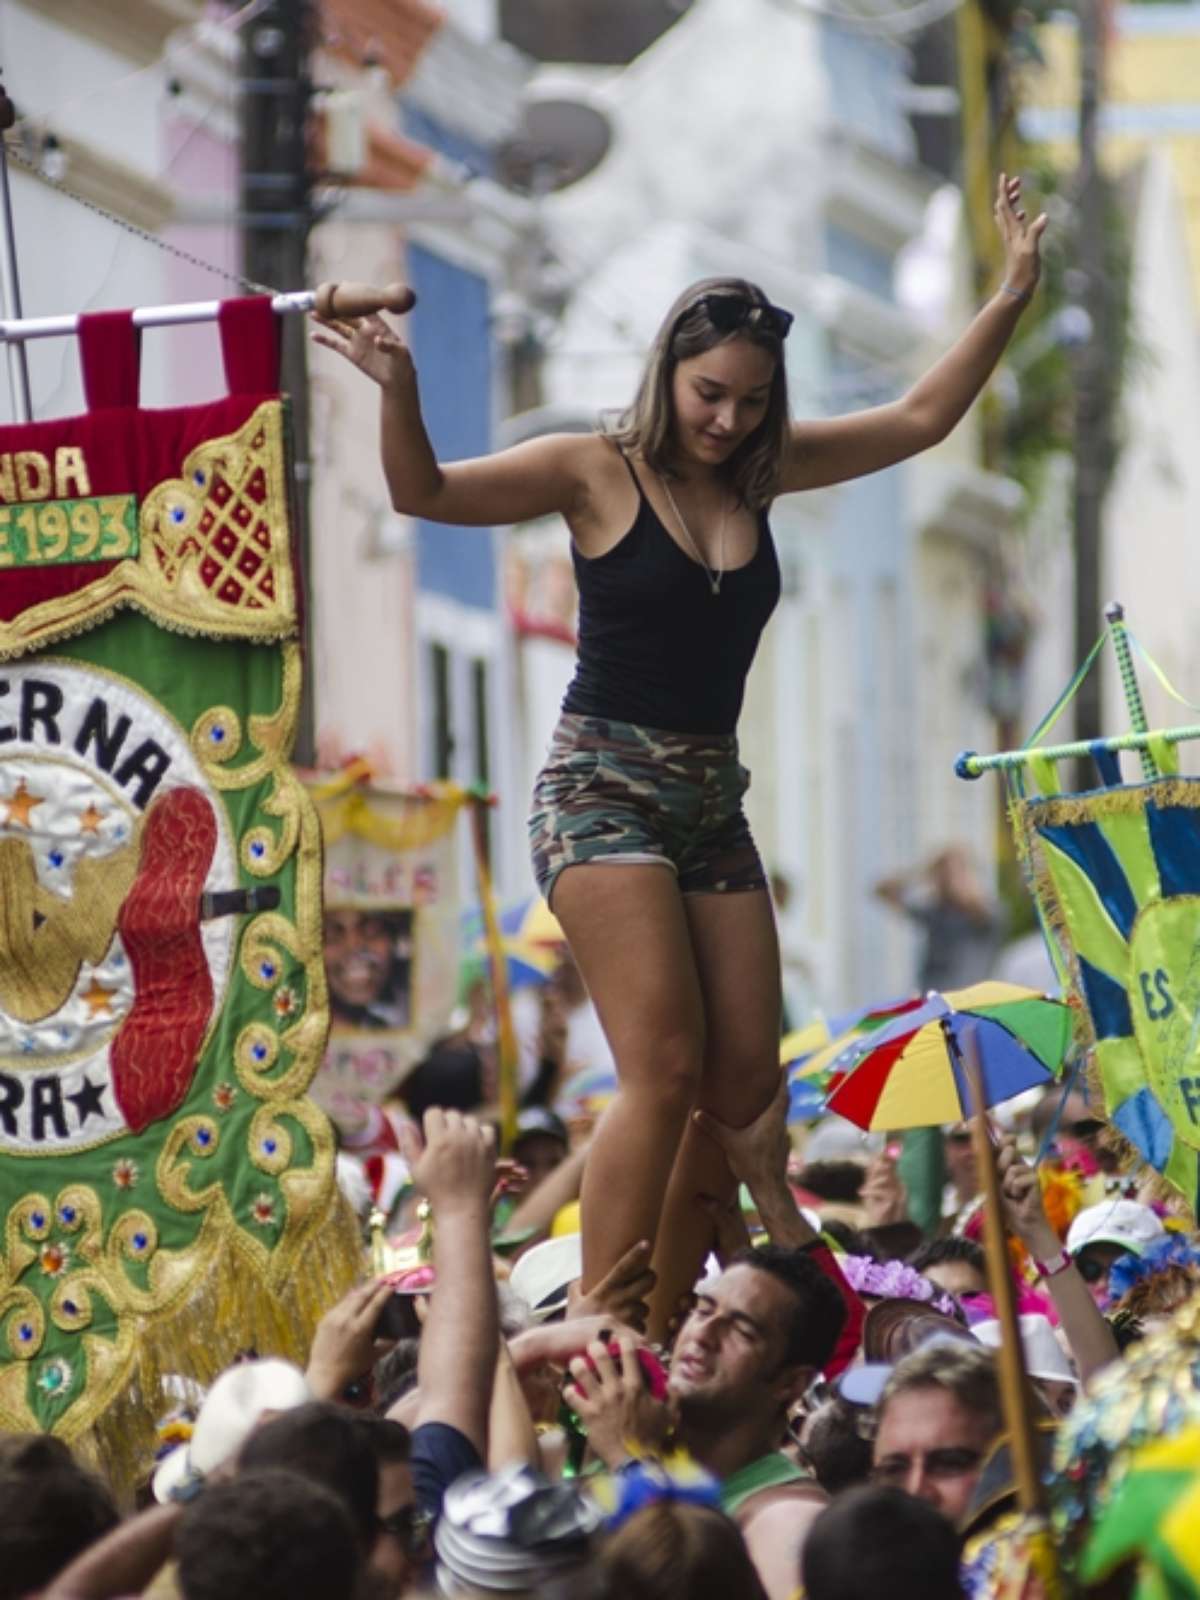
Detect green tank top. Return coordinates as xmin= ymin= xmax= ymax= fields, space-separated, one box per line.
xmin=720 ymin=1451 xmax=814 ymax=1517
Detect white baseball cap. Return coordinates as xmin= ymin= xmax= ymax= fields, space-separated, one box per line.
xmin=152 ymin=1357 xmax=313 ymax=1503
xmin=973 ymin=1315 xmax=1077 ymax=1386
xmin=1066 ymin=1200 xmax=1164 ymax=1259
xmin=508 ymin=1234 xmax=582 ymax=1322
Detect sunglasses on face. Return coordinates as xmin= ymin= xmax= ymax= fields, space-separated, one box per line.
xmin=1064 ymin=1118 xmax=1106 ymax=1140
xmin=1075 ymin=1254 xmax=1110 ymax=1285
xmin=684 ymin=292 xmax=794 ymax=343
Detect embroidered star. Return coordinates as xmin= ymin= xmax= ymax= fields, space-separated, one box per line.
xmin=79 ymin=803 xmax=105 ymax=835
xmin=80 ymin=979 xmax=117 ymax=1018
xmin=67 ymin=1076 xmax=107 ymax=1126
xmin=4 ymin=779 xmax=43 ymax=829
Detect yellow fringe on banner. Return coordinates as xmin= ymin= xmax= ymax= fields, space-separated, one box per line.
xmin=310 ymin=769 xmax=470 ymax=853
xmin=69 ymin=1188 xmax=362 ymax=1503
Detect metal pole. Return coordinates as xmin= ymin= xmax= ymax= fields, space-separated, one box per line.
xmin=956 ymin=722 xmax=1200 ymax=780
xmin=0 ymin=83 xmax=33 ymax=422
xmin=0 ymin=291 xmax=319 ymax=343
xmin=1104 ymin=601 xmax=1158 ymax=780
xmin=241 ymin=0 xmax=317 ymax=766
xmin=1071 ymin=0 xmax=1113 ymax=787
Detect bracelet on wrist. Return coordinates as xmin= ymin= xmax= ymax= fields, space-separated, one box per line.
xmin=1032 ymin=1246 xmax=1072 ymax=1281
xmin=1000 ymin=282 xmax=1031 ymax=304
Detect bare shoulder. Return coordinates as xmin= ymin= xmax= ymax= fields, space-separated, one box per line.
xmin=739 ymin=1491 xmax=827 ymax=1600
xmin=736 ymin=1480 xmax=828 ymax=1531
xmin=566 ymin=432 xmax=640 ymax=551
xmin=513 ymin=430 xmax=620 ymax=514
xmin=570 ymin=430 xmax=630 ymax=498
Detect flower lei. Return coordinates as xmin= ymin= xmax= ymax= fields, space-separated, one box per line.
xmin=838 ymin=1254 xmax=959 ymax=1318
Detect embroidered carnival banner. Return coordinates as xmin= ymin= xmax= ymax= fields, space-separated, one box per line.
xmin=308 ymin=769 xmax=468 ymax=1128
xmin=1012 ymin=776 xmax=1200 ymax=1206
xmin=0 ymin=303 xmax=355 ymax=1476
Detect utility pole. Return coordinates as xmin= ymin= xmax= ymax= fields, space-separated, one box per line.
xmin=1071 ymin=0 xmax=1112 ymax=765
xmin=240 ymin=0 xmax=317 ymax=762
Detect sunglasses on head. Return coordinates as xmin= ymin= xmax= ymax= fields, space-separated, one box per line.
xmin=684 ymin=292 xmax=794 ymax=343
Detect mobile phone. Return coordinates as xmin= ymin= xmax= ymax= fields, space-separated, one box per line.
xmin=572 ymin=1341 xmax=670 ymax=1402
xmin=376 ymin=1291 xmax=423 ymax=1341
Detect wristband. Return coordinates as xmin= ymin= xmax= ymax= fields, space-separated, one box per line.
xmin=1033 ymin=1246 xmax=1071 ymax=1281
xmin=1000 ymin=282 xmax=1030 ymax=303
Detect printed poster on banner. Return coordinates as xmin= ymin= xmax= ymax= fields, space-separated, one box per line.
xmin=310 ymin=776 xmax=465 ymax=1129
xmin=0 ymin=302 xmax=354 ymax=1481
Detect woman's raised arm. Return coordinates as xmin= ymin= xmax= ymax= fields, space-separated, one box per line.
xmin=313 ymin=310 xmax=592 ymax=526
xmin=778 ymin=172 xmax=1047 ymax=495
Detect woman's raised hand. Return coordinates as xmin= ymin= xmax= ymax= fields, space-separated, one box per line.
xmin=994 ymin=170 xmax=1048 ymax=300
xmin=311 ymin=311 xmax=412 ymax=390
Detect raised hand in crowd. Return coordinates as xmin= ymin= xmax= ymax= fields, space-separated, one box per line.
xmin=491 ymin=1157 xmax=531 ymax=1211
xmin=312 ymin=309 xmax=411 ymax=391
xmin=859 ymin=1149 xmax=909 ymax=1229
xmin=567 ymin=1237 xmax=657 ymax=1331
xmin=565 ymin=1330 xmax=671 ymax=1472
xmin=305 ymin=1278 xmax=397 ymax=1403
xmin=413 ymin=1105 xmax=496 ymax=1218
xmin=396 ymin=1108 xmax=499 ymax=1477
xmin=694 ymin=1074 xmax=818 ymax=1249
xmin=997 ymin=1134 xmax=1118 ymax=1381
xmin=701 ymin=1191 xmax=753 ymax=1267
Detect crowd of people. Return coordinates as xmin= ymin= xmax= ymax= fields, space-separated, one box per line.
xmin=13 ymin=173 xmax=1192 ymax=1598
xmin=12 ymin=1043 xmax=1200 ymax=1600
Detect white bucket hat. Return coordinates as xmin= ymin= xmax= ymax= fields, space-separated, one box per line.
xmin=508 ymin=1234 xmax=582 ymax=1322
xmin=973 ymin=1314 xmax=1078 ymax=1386
xmin=152 ymin=1357 xmax=313 ymax=1503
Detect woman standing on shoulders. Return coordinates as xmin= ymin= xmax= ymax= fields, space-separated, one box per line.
xmin=317 ymin=174 xmax=1046 ymax=1336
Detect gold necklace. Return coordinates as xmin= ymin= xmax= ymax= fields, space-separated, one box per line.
xmin=660 ymin=476 xmax=727 ymax=596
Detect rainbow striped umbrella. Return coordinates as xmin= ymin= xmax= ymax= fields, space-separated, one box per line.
xmin=781 ymin=998 xmax=930 ymax=1125
xmin=820 ymin=982 xmax=1072 ymax=1132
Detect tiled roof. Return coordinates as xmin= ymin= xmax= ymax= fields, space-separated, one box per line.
xmin=321 ymin=0 xmax=444 ymax=87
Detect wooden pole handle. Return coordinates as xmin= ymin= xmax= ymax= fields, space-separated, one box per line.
xmin=313 ymin=281 xmax=417 ymax=320
xmin=959 ymin=1020 xmax=1047 ymax=1520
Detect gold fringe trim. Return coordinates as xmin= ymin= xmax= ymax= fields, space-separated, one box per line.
xmin=1017 ymin=777 xmax=1200 ymax=829
xmin=67 ymin=1187 xmax=362 ymax=1503
xmin=0 ymin=588 xmax=296 ymax=663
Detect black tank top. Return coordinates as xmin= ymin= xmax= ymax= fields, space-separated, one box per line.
xmin=562 ymin=452 xmax=781 ymax=735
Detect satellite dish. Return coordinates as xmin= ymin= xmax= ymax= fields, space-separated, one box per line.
xmin=497 ymin=88 xmax=612 ymax=195
xmin=500 ymin=0 xmax=695 ymax=66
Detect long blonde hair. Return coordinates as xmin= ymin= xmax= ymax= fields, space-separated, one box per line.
xmin=605 ymin=277 xmax=791 ymax=510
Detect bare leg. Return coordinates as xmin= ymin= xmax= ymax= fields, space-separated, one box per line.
xmin=646 ymin=887 xmax=784 ymax=1338
xmin=549 ymin=863 xmax=707 ymax=1291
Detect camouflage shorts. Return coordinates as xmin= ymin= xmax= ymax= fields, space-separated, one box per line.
xmin=528 ymin=713 xmax=767 ymax=905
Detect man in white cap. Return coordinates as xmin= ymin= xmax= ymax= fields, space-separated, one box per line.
xmin=1066 ymin=1198 xmax=1165 ymax=1308
xmin=152 ymin=1357 xmax=313 ymax=1504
